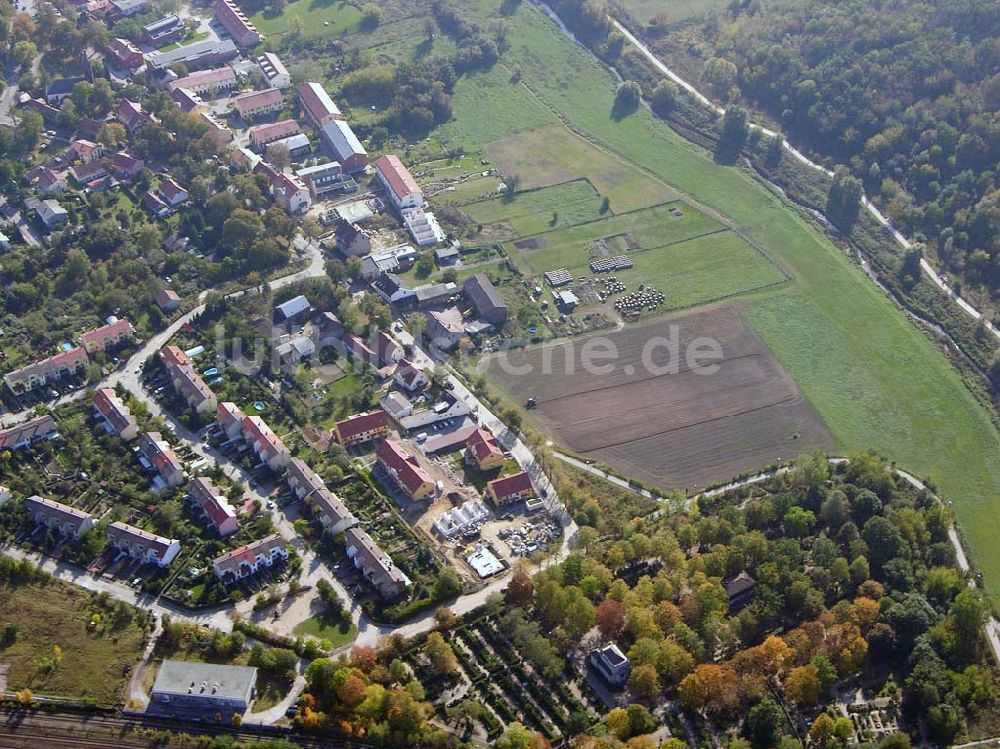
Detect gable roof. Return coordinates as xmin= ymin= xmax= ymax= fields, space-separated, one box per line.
xmin=274 ymin=294 xmax=311 ymax=320
xmin=487 ymin=471 xmax=533 ymax=499
xmin=334 ymin=409 xmax=388 ymax=441
xmin=374 ymin=154 xmax=420 ymax=202
xmin=377 ymin=439 xmax=433 ymax=496
xmin=466 ymin=427 xmax=502 ymax=463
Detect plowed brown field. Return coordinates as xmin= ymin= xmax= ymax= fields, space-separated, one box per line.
xmin=487 ymin=306 xmax=835 ymax=491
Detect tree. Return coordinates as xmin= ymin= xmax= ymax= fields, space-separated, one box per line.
xmin=360 ymin=3 xmax=382 ymax=29
xmin=613 ymin=81 xmax=642 ymax=118
xmin=596 ymin=598 xmax=625 ymax=639
xmin=745 ymin=699 xmax=785 ymax=749
xmin=783 ymin=506 xmax=815 ymax=538
xmin=651 ymin=80 xmax=677 ymax=117
xmin=423 ymin=632 xmax=459 ymax=675
xmin=784 ymin=664 xmax=821 ymax=706
xmin=495 ymin=721 xmax=549 ymax=749
xmin=435 ymin=568 xmax=462 ymax=599
xmin=414 ymin=255 xmax=434 ymax=278
xmin=862 ymin=516 xmax=903 ymax=569
xmin=266 ymin=143 xmax=291 ymax=169
xmin=826 ymin=166 xmax=864 ymax=234
xmin=629 ymin=664 xmax=661 ymax=702
xmin=506 ymin=566 xmax=534 ymax=606
xmin=989 ymin=348 xmax=1000 ymax=387
xmin=11 ymin=40 xmax=36 ymax=71
xmin=716 ymin=106 xmax=749 ymax=163
xmin=434 ymin=607 xmax=457 ymax=630
xmin=808 ymin=714 xmax=836 ymax=747
xmin=499 ymin=405 xmax=523 ymax=433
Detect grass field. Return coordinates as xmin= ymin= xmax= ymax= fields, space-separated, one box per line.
xmin=621 ymin=0 xmax=732 ymax=25
xmin=462 ymin=180 xmax=608 ymax=235
xmin=250 ymin=0 xmax=363 ymax=38
xmin=444 ymin=0 xmax=1000 ymax=603
xmin=487 ymin=124 xmax=677 ymax=212
xmin=0 ymin=579 xmax=148 ymax=704
xmin=293 ymin=614 xmax=358 ymax=648
xmin=438 ymin=66 xmax=560 ymax=149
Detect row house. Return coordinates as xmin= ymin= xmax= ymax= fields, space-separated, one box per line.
xmin=248 ymin=119 xmax=301 ymax=151
xmin=138 ymin=431 xmax=186 ymax=488
xmin=107 ymin=521 xmax=181 ymax=567
xmin=254 ymin=161 xmax=311 ymax=214
xmin=345 ymin=333 xmax=377 ymax=367
xmin=93 ymin=387 xmax=138 ymax=441
xmin=332 ymin=409 xmax=389 ymax=447
xmin=257 ymin=52 xmax=290 ymax=89
xmin=233 ymin=87 xmax=283 ymax=120
xmin=242 ymin=415 xmax=289 ymax=470
xmin=171 ymin=85 xmax=204 ymax=113
xmin=216 ymin=401 xmax=246 ymax=441
xmin=187 ymin=477 xmax=239 ymax=537
xmin=485 ymin=471 xmax=535 ymax=507
xmin=285 ymin=458 xmax=356 ymax=534
xmin=167 ymin=67 xmax=237 ymax=98
xmin=215 ymin=0 xmax=260 ymax=47
xmin=345 ymin=527 xmax=410 ymax=599
xmin=376 ymin=439 xmax=435 ymax=502
xmin=212 ymin=534 xmax=287 ymax=582
xmin=3 ymin=347 xmax=88 ymax=395
xmin=24 ymin=495 xmax=93 ymax=539
xmin=298 ymin=81 xmax=342 ymax=128
xmin=162 ymin=346 xmax=216 ymax=414
xmin=0 ymin=415 xmax=59 ymax=451
xmin=81 ymin=318 xmax=135 ymax=353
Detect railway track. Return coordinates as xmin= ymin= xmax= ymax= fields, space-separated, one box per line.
xmin=0 ymin=709 xmax=371 ymax=749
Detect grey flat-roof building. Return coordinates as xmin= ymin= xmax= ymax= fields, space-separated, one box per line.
xmin=147 ymin=39 xmax=239 ymax=72
xmin=151 ymin=660 xmax=257 ymax=713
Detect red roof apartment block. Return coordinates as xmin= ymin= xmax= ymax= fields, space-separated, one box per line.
xmin=233 ymin=87 xmax=283 ymax=120
xmin=93 ymin=387 xmax=138 ymax=441
xmin=188 ymin=477 xmax=239 ymax=536
xmin=374 ymin=154 xmax=423 ymax=211
xmin=81 ymin=318 xmax=134 ymax=353
xmin=376 ymin=439 xmax=435 ymax=501
xmin=332 ymin=409 xmax=389 ymax=446
xmin=214 ymin=0 xmax=260 ymax=47
xmin=248 ymin=118 xmax=301 ymax=150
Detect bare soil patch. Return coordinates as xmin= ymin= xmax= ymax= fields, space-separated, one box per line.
xmin=487 ymin=306 xmax=834 ymax=491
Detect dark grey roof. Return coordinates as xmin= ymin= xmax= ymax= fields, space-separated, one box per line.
xmin=46 ymin=77 xmax=85 ymax=97
xmin=723 ymin=571 xmax=757 ymax=599
xmin=464 ymin=273 xmax=507 ymax=316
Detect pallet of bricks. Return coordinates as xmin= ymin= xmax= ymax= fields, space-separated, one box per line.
xmin=589 ymin=255 xmax=633 ymax=273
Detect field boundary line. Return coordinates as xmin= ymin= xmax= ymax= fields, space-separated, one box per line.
xmin=455 ymin=176 xmax=602 ymax=209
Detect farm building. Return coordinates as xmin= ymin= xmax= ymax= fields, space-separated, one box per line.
xmin=257 ymin=52 xmax=290 ymax=88
xmin=374 ymin=155 xmax=423 ymax=212
xmin=273 ymin=294 xmax=312 ymax=325
xmin=320 ymin=120 xmax=368 ymax=173
xmin=298 ymin=81 xmax=342 ymax=128
xmin=464 ymin=274 xmax=508 ymax=325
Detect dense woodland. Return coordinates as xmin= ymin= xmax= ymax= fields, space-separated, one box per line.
xmin=637 ymin=0 xmax=1000 ymax=301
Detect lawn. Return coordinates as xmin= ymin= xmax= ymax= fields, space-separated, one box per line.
xmin=251 ymin=0 xmax=363 ymax=39
xmin=508 ymin=201 xmax=726 ymax=276
xmin=486 ymin=123 xmax=677 ymax=213
xmin=437 ymin=65 xmax=560 ymax=149
xmin=447 ymin=0 xmax=1000 ymax=603
xmin=462 ymin=180 xmax=609 ymax=236
xmin=158 ymin=29 xmax=209 ymax=53
xmin=292 ymin=614 xmax=357 ymax=648
xmin=0 ymin=577 xmax=149 ymax=704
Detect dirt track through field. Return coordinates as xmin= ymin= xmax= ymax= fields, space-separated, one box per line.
xmin=488 ymin=306 xmax=835 ymax=491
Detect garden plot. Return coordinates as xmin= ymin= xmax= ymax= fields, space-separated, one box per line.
xmin=487 ymin=305 xmax=834 ymax=491
xmin=462 ymin=180 xmax=608 ymax=236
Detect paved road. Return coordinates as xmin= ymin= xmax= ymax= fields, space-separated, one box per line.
xmin=602 ymin=12 xmax=1000 ymax=344
xmin=552 ymin=451 xmax=662 ymax=501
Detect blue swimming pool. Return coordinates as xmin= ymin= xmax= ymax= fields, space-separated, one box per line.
xmin=203 ymin=367 xmax=218 ymax=376
xmin=253 ymin=401 xmax=265 ymax=411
